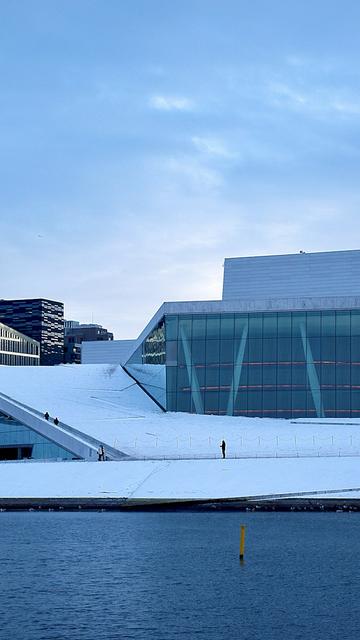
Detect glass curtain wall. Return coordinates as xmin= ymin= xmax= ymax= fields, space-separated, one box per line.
xmin=125 ymin=319 xmax=166 ymax=408
xmin=165 ymin=310 xmax=360 ymax=418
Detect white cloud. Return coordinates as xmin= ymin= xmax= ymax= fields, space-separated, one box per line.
xmin=191 ymin=136 xmax=236 ymax=159
xmin=165 ymin=156 xmax=223 ymax=190
xmin=149 ymin=94 xmax=195 ymax=111
xmin=268 ymin=82 xmax=360 ymax=118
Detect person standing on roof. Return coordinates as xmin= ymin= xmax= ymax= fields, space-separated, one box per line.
xmin=220 ymin=439 xmax=226 ymax=459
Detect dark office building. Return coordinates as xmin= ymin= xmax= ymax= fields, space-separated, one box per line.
xmin=0 ymin=299 xmax=64 ymax=366
xmin=64 ymin=322 xmax=113 ymax=364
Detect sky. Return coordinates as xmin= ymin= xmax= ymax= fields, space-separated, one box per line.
xmin=1 ymin=0 xmax=360 ymax=338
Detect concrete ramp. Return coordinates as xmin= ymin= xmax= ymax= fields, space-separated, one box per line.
xmin=0 ymin=391 xmax=127 ymax=460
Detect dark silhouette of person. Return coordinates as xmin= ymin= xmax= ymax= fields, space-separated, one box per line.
xmin=54 ymin=417 xmax=59 ymax=426
xmin=44 ymin=411 xmax=49 ymax=420
xmin=220 ymin=440 xmax=226 ymax=459
xmin=98 ymin=445 xmax=105 ymax=461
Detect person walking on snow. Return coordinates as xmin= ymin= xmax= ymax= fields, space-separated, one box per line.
xmin=220 ymin=439 xmax=226 ymax=459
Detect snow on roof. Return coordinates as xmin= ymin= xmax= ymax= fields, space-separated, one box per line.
xmin=1 ymin=364 xmax=360 ymax=463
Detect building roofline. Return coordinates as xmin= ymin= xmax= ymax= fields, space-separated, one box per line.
xmin=125 ymin=294 xmax=360 ymax=362
xmin=0 ymin=298 xmax=63 ymax=305
xmin=224 ymin=248 xmax=360 ymax=262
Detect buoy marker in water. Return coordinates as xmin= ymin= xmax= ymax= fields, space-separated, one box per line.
xmin=239 ymin=525 xmax=246 ymax=561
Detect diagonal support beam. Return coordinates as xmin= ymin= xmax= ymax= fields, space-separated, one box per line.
xmin=300 ymin=322 xmax=325 ymax=418
xmin=179 ymin=327 xmax=204 ymax=414
xmin=227 ymin=323 xmax=248 ymax=416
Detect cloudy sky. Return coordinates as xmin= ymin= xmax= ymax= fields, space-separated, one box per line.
xmin=1 ymin=0 xmax=360 ymax=337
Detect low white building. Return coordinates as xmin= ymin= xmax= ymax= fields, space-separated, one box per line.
xmin=81 ymin=339 xmax=136 ymax=365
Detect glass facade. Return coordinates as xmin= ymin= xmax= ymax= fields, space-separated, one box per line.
xmin=126 ymin=319 xmax=166 ymax=407
xmin=126 ymin=310 xmax=360 ymax=419
xmin=0 ymin=413 xmax=76 ymax=460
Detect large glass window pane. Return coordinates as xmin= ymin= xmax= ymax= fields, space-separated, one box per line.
xmin=195 ymin=366 xmax=205 ymax=389
xmin=205 ymin=367 xmax=219 ymax=390
xmin=336 ymin=364 xmax=350 ymax=386
xmin=263 ymin=314 xmax=277 ymax=338
xmin=336 ymin=312 xmax=350 ymax=336
xmin=237 ymin=365 xmax=248 ymax=388
xmin=278 ymin=313 xmax=292 ymax=337
xmin=351 ymin=311 xmax=360 ymax=337
xmin=247 ymin=390 xmax=262 ymax=415
xmin=277 ymin=390 xmax=291 ymax=415
xmin=306 ymin=312 xmax=321 ymax=336
xmin=336 ymin=337 xmax=351 ymax=362
xmin=248 ymin=338 xmax=262 ymax=363
xmin=308 ymin=337 xmax=321 ymax=361
xmin=192 ymin=316 xmax=206 ymax=339
xmin=263 ymin=390 xmax=276 ymax=415
xmin=191 ymin=340 xmax=206 ymax=365
xmin=177 ymin=391 xmax=190 ymax=412
xmin=178 ymin=341 xmax=187 ymax=366
xmin=220 ymin=314 xmax=234 ymax=339
xmin=263 ymin=364 xmax=277 ymax=387
xmin=220 ymin=367 xmax=233 ymax=389
xmin=351 ymin=337 xmax=360 ymax=362
xmin=306 ymin=391 xmax=316 ymax=416
xmin=191 ymin=392 xmax=204 ymax=414
xmin=292 ymin=363 xmax=306 ymax=386
xmin=234 ymin=336 xmax=249 ymax=363
xmin=292 ymin=390 xmax=306 ymax=414
xmin=178 ymin=316 xmax=192 ymax=340
xmin=292 ymin=338 xmax=305 ymax=362
xmin=220 ymin=340 xmax=234 ymax=364
xmin=277 ymin=364 xmax=292 ymax=386
xmin=166 ymin=367 xmax=177 ymax=393
xmin=322 ymin=312 xmax=336 ymax=336
xmin=166 ymin=316 xmax=178 ymax=340
xmin=322 ymin=363 xmax=335 ymax=387
xmin=321 ymin=337 xmax=336 ymax=362
xmin=234 ymin=315 xmax=248 ymax=337
xmin=206 ymin=316 xmax=220 ymax=339
xmin=351 ymin=364 xmax=360 ymax=386
xmin=292 ymin=313 xmax=306 ymax=339
xmin=248 ymin=315 xmax=263 ymax=338
xmin=234 ymin=390 xmax=247 ymax=415
xmin=206 ymin=340 xmax=220 ymax=364
xmin=204 ymin=391 xmax=219 ymax=414
xmin=263 ymin=338 xmax=277 ymax=362
xmin=219 ymin=391 xmax=231 ymax=414
xmin=248 ymin=364 xmax=262 ymax=387
xmin=166 ymin=393 xmax=177 ymax=412
xmin=351 ymin=390 xmax=360 ymax=415
xmin=323 ymin=389 xmax=335 ymax=414
xmin=336 ymin=390 xmax=350 ymax=414
xmin=177 ymin=366 xmax=191 ymax=389
xmin=277 ymin=337 xmax=291 ymax=363
xmin=166 ymin=341 xmax=177 ymax=366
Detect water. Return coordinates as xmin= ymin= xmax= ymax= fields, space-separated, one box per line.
xmin=0 ymin=511 xmax=359 ymax=640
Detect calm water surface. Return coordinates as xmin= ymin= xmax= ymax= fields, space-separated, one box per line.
xmin=0 ymin=511 xmax=359 ymax=640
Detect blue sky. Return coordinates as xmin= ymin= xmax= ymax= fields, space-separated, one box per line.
xmin=1 ymin=0 xmax=360 ymax=337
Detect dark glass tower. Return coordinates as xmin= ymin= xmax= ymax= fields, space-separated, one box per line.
xmin=0 ymin=299 xmax=64 ymax=365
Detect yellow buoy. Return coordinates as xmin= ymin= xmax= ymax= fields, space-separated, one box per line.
xmin=239 ymin=525 xmax=246 ymax=560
